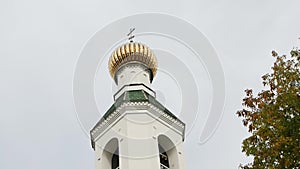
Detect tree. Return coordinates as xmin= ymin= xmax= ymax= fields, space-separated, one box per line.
xmin=237 ymin=48 xmax=300 ymax=169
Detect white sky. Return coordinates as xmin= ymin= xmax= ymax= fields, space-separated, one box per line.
xmin=1 ymin=0 xmax=300 ymax=169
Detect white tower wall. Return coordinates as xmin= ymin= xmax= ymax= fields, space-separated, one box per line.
xmin=113 ymin=63 xmax=155 ymax=100
xmin=116 ymin=63 xmax=151 ymax=89
xmin=93 ymin=106 xmax=187 ymax=169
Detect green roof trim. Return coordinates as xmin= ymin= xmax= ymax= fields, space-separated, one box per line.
xmin=125 ymin=90 xmax=148 ymax=101
xmin=90 ymin=89 xmax=186 ymax=149
xmin=92 ymin=90 xmax=184 ymax=130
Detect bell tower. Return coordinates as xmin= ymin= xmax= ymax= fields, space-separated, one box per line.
xmin=90 ymin=40 xmax=187 ymax=169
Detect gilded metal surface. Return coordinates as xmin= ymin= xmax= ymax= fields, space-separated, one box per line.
xmin=108 ymin=42 xmax=157 ymax=78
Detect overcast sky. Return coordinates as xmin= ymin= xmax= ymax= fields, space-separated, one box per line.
xmin=1 ymin=0 xmax=300 ymax=169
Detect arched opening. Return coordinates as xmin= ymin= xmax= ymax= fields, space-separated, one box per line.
xmin=158 ymin=135 xmax=180 ymax=169
xmin=101 ymin=138 xmax=119 ymax=169
xmin=111 ymin=148 xmax=119 ymax=169
xmin=159 ymin=144 xmax=170 ymax=169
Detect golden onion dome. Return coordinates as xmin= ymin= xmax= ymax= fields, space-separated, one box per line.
xmin=108 ymin=42 xmax=157 ymax=79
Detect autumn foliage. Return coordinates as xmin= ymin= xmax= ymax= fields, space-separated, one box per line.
xmin=237 ymin=48 xmax=300 ymax=168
